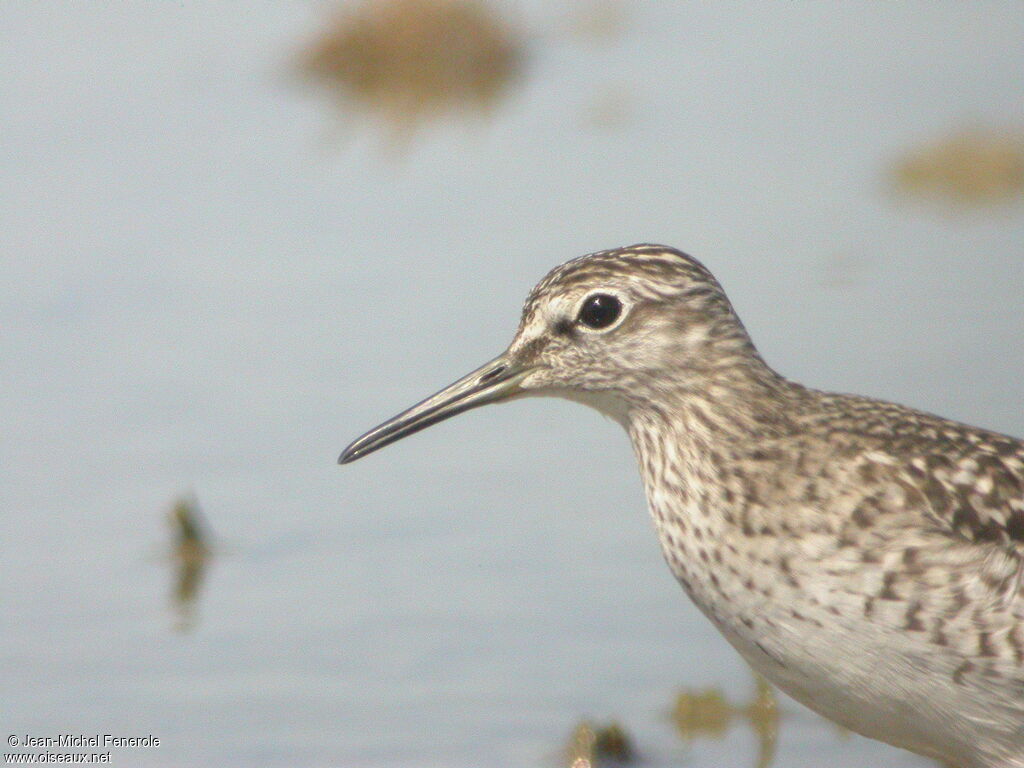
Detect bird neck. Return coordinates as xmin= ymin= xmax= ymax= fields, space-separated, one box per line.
xmin=623 ymin=365 xmax=800 ymax=592
xmin=627 ymin=355 xmax=796 ymax=447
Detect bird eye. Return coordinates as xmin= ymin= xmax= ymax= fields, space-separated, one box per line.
xmin=577 ymin=293 xmax=622 ymax=330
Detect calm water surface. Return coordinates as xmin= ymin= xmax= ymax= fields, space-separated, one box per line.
xmin=3 ymin=3 xmax=1023 ymax=766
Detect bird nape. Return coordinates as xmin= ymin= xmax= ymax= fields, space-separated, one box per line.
xmin=340 ymin=244 xmax=1024 ymax=768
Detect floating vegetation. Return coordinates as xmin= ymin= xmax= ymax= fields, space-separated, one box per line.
xmin=565 ymin=720 xmax=635 ymax=767
xmin=890 ymin=128 xmax=1024 ymax=205
xmin=672 ymin=675 xmax=779 ymax=768
xmin=299 ymin=0 xmax=524 ymax=139
xmin=168 ymin=496 xmax=213 ymax=633
xmin=672 ymin=688 xmax=731 ymax=738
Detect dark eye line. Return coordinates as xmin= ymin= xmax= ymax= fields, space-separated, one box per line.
xmin=553 ymin=318 xmax=575 ymax=337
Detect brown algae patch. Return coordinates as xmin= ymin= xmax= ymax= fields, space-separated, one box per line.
xmin=672 ymin=688 xmax=732 ymax=739
xmin=299 ymin=0 xmax=524 ymax=135
xmin=672 ymin=675 xmax=778 ymax=768
xmin=168 ymin=496 xmax=213 ymax=632
xmin=891 ymin=128 xmax=1024 ymax=204
xmin=565 ymin=720 xmax=634 ymax=767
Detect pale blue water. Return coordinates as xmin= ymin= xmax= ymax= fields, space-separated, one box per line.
xmin=2 ymin=3 xmax=1023 ymax=766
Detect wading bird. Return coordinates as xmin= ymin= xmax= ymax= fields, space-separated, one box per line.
xmin=341 ymin=245 xmax=1024 ymax=767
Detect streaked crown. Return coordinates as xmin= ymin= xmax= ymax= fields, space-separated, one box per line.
xmin=509 ymin=244 xmax=767 ymax=408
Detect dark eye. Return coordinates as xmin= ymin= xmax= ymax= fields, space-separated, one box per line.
xmin=577 ymin=293 xmax=622 ymax=330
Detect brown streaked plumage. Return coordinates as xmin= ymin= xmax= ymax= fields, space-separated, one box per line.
xmin=340 ymin=244 xmax=1024 ymax=767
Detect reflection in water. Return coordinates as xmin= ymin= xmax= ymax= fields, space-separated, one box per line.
xmin=565 ymin=720 xmax=635 ymax=768
xmin=168 ymin=497 xmax=212 ymax=633
xmin=672 ymin=675 xmax=779 ymax=768
xmin=300 ymin=0 xmax=524 ymax=141
xmin=890 ymin=128 xmax=1024 ymax=205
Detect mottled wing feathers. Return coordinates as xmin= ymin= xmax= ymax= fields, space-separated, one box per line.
xmin=903 ymin=443 xmax=1024 ymax=550
xmin=817 ymin=392 xmax=1024 ymax=553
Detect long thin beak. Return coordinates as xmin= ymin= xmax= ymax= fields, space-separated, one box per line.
xmin=338 ymin=355 xmax=531 ymax=464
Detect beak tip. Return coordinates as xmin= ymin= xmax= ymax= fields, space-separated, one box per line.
xmin=337 ymin=446 xmax=358 ymax=465
xmin=336 ymin=356 xmax=522 ymax=469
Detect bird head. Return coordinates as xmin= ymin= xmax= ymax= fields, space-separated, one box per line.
xmin=339 ymin=244 xmax=758 ymax=463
